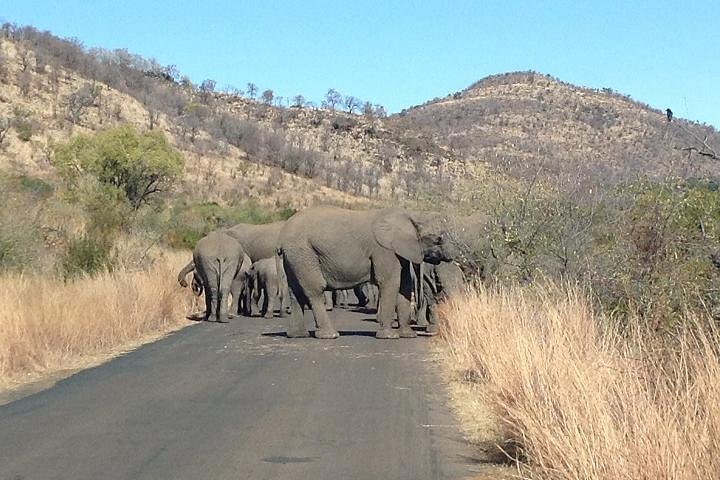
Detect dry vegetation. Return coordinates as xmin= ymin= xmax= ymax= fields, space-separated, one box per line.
xmin=0 ymin=251 xmax=193 ymax=390
xmin=391 ymin=71 xmax=720 ymax=188
xmin=437 ymin=285 xmax=720 ymax=479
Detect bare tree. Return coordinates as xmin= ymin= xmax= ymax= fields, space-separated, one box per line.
xmin=199 ymin=79 xmax=216 ymax=104
xmin=17 ymin=70 xmax=32 ymax=97
xmin=261 ymin=89 xmax=274 ymax=105
xmin=246 ymin=82 xmax=257 ymax=99
xmin=67 ymin=82 xmax=102 ymax=124
xmin=292 ymin=94 xmax=306 ymax=108
xmin=679 ymin=124 xmax=720 ymax=161
xmin=343 ymin=95 xmax=362 ymax=114
xmin=323 ymin=88 xmax=342 ymax=110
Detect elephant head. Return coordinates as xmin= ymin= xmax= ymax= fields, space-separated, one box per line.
xmin=372 ymin=209 xmax=457 ymax=265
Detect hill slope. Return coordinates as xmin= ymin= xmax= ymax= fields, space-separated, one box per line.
xmin=2 ymin=25 xmax=719 ymax=210
xmin=389 ymin=72 xmax=720 ymax=187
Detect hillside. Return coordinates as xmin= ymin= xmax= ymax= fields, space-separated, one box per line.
xmin=2 ymin=25 xmax=719 ymax=211
xmin=389 ymin=71 xmax=720 ymax=187
xmin=0 ymin=35 xmax=367 ymax=208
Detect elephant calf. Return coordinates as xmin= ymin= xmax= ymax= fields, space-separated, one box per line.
xmin=415 ymin=261 xmax=465 ymax=334
xmin=248 ymin=257 xmax=289 ymax=318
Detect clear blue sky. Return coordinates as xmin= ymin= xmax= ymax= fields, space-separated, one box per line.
xmin=3 ymin=1 xmax=718 ymax=127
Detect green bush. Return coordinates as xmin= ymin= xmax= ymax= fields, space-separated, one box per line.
xmin=18 ymin=175 xmax=53 ymax=198
xmin=14 ymin=118 xmax=32 ymax=141
xmin=52 ymin=124 xmax=184 ymax=209
xmin=60 ymin=234 xmax=114 ymax=279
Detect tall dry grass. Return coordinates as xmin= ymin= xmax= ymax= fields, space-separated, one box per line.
xmin=0 ymin=251 xmax=193 ymax=388
xmin=438 ymin=284 xmax=720 ymax=479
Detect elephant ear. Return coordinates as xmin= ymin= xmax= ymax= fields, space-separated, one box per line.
xmin=372 ymin=209 xmax=424 ymax=263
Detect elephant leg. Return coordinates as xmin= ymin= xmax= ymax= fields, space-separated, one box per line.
xmin=261 ymin=285 xmax=273 ymax=319
xmin=206 ymin=286 xmax=219 ymax=321
xmin=203 ymin=287 xmax=212 ymax=321
xmin=279 ymin=281 xmax=290 ymax=317
xmin=375 ymin=267 xmax=401 ymax=339
xmin=265 ymin=283 xmax=278 ymax=319
xmin=416 ymin=302 xmax=429 ymax=327
xmin=217 ymin=287 xmax=231 ymax=323
xmin=426 ymin=300 xmax=439 ymax=334
xmin=354 ymin=285 xmax=368 ymax=307
xmin=286 ymin=289 xmax=309 ymax=338
xmin=230 ymin=278 xmax=242 ymax=316
xmin=396 ymin=263 xmax=416 ymax=338
xmin=308 ymin=292 xmax=339 ymax=339
xmin=324 ymin=290 xmax=333 ymax=311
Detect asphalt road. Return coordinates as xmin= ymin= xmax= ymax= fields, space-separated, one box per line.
xmin=0 ymin=304 xmax=482 ymax=480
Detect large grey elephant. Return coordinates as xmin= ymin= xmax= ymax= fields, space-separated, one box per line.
xmin=278 ymin=206 xmax=457 ymax=339
xmin=191 ymin=231 xmax=246 ymax=323
xmin=414 ymin=260 xmax=465 ymax=334
xmin=179 ymin=252 xmax=252 ymax=316
xmin=247 ymin=257 xmax=289 ymax=318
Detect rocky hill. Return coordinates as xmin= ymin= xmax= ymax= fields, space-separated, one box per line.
xmin=2 ymin=25 xmax=718 ymax=211
xmin=389 ymin=71 xmax=720 ymax=188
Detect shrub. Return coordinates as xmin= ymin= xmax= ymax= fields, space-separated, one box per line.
xmin=52 ymin=124 xmax=184 ymax=209
xmin=60 ymin=234 xmax=114 ymax=279
xmin=13 ymin=117 xmax=32 ymax=141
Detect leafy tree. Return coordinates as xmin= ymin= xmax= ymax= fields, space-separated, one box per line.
xmin=52 ymin=125 xmax=184 ymax=209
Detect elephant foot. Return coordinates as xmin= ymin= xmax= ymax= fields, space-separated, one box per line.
xmin=416 ymin=318 xmax=429 ymax=327
xmin=287 ymin=329 xmax=310 ymax=338
xmin=376 ymin=328 xmax=400 ymax=339
xmin=398 ymin=327 xmax=417 ymax=338
xmin=314 ymin=328 xmax=339 ymax=339
xmin=426 ymin=324 xmax=439 ymax=335
xmin=263 ymin=312 xmax=274 ymax=319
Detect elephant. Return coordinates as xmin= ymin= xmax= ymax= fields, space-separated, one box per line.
xmin=190 ymin=231 xmax=246 ymax=323
xmin=225 ymin=221 xmax=288 ymax=314
xmin=178 ymin=252 xmax=252 ymax=316
xmin=278 ymin=206 xmax=457 ymax=339
xmin=225 ymin=221 xmax=285 ymax=262
xmin=414 ymin=260 xmax=465 ymax=334
xmin=247 ymin=257 xmax=289 ymax=318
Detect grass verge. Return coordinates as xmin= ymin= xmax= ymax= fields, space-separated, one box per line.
xmin=0 ymin=251 xmax=193 ymax=391
xmin=437 ymin=284 xmax=720 ymax=479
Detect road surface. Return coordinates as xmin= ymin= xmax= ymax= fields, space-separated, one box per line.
xmin=0 ymin=305 xmax=484 ymax=479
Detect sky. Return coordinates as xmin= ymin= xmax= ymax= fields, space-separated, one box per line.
xmin=2 ymin=1 xmax=718 ymax=127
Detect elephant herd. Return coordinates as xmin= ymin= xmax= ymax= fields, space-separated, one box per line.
xmin=177 ymin=205 xmax=465 ymax=340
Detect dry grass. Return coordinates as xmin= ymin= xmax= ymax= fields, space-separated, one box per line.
xmin=0 ymin=251 xmax=193 ymax=390
xmin=437 ymin=284 xmax=720 ymax=479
